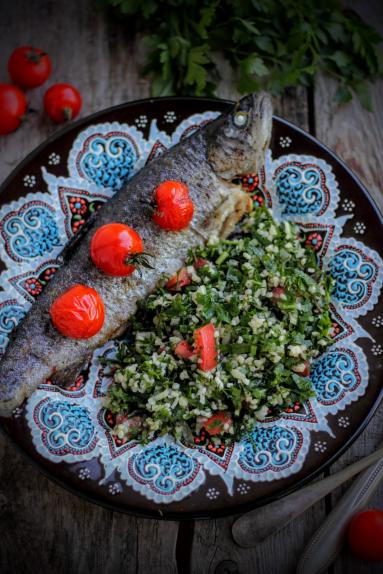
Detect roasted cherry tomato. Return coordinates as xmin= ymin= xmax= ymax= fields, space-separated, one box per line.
xmin=348 ymin=509 xmax=383 ymax=562
xmin=166 ymin=267 xmax=191 ymax=290
xmin=50 ymin=284 xmax=105 ymax=339
xmin=0 ymin=84 xmax=27 ymax=135
xmin=8 ymin=46 xmax=52 ymax=89
xmin=201 ymin=412 xmax=232 ymax=436
xmin=174 ymin=340 xmax=195 ymax=360
xmin=90 ymin=223 xmax=151 ymax=277
xmin=152 ymin=180 xmax=194 ymax=231
xmin=194 ymin=323 xmax=217 ymax=371
xmin=44 ymin=83 xmax=82 ymax=123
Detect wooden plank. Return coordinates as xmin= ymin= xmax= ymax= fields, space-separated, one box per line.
xmin=0 ymin=2 xmax=175 ymax=574
xmin=189 ymin=86 xmax=327 ymax=574
xmin=314 ymin=1 xmax=383 ymax=572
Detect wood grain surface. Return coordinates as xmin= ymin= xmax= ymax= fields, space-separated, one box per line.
xmin=0 ymin=1 xmax=382 ymax=573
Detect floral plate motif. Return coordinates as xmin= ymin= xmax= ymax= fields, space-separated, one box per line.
xmin=0 ymin=97 xmax=382 ymax=518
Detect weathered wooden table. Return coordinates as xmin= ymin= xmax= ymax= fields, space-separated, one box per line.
xmin=0 ymin=1 xmax=382 ymax=572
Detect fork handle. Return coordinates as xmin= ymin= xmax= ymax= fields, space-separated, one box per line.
xmin=297 ymin=457 xmax=383 ymax=574
xmin=232 ymin=444 xmax=383 ymax=547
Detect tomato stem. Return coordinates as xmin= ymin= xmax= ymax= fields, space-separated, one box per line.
xmin=125 ymin=252 xmax=154 ymax=276
xmin=26 ymin=48 xmax=45 ymax=63
xmin=63 ymin=107 xmax=73 ymax=121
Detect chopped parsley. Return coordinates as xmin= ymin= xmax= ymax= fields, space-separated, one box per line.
xmin=105 ymin=207 xmax=333 ymax=444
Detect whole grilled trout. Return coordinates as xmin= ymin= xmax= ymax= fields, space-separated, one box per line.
xmin=0 ymin=93 xmax=273 ymax=416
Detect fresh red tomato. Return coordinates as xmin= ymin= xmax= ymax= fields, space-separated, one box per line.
xmin=166 ymin=267 xmax=191 ymax=290
xmin=44 ymin=83 xmax=82 ymax=123
xmin=194 ymin=323 xmax=217 ymax=371
xmin=201 ymin=412 xmax=232 ymax=436
xmin=0 ymin=84 xmax=27 ymax=135
xmin=90 ymin=223 xmax=148 ymax=277
xmin=8 ymin=46 xmax=52 ymax=89
xmin=50 ymin=284 xmax=105 ymax=339
xmin=348 ymin=509 xmax=383 ymax=562
xmin=152 ymin=180 xmax=194 ymax=231
xmin=174 ymin=340 xmax=195 ymax=360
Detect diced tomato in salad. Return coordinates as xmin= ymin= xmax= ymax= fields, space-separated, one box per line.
xmin=193 ymin=257 xmax=209 ymax=269
xmin=201 ymin=411 xmax=232 ymax=435
xmin=272 ymin=286 xmax=286 ymax=302
xmin=166 ymin=267 xmax=191 ymax=291
xmin=174 ymin=340 xmax=195 ymax=359
xmin=194 ymin=323 xmax=217 ymax=371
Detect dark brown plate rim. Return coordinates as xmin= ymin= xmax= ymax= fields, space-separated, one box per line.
xmin=0 ymin=95 xmax=382 ymax=520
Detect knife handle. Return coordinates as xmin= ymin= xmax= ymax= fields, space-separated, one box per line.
xmin=297 ymin=458 xmax=383 ymax=574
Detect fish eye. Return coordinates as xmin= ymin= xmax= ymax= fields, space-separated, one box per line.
xmin=233 ymin=111 xmax=248 ymax=127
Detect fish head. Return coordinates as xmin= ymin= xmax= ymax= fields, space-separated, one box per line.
xmin=208 ymin=92 xmax=273 ymax=181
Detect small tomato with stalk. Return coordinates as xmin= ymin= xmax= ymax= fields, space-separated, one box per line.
xmin=44 ymin=83 xmax=82 ymax=123
xmin=8 ymin=46 xmax=52 ymax=89
xmin=0 ymin=84 xmax=27 ymax=135
xmin=90 ymin=223 xmax=152 ymax=277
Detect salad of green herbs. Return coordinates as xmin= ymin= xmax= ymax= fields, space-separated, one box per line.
xmin=105 ymin=207 xmax=333 ymax=444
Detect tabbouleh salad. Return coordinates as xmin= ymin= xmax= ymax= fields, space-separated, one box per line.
xmin=105 ymin=207 xmax=333 ymax=445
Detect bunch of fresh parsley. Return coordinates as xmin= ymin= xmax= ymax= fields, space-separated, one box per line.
xmin=98 ymin=0 xmax=382 ymax=109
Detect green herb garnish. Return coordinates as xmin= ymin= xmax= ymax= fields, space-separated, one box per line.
xmin=105 ymin=208 xmax=333 ymax=444
xmin=98 ymin=0 xmax=382 ymax=109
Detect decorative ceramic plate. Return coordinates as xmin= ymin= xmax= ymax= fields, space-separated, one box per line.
xmin=0 ymin=97 xmax=382 ymax=519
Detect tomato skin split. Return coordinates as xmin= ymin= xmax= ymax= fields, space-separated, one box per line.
xmin=152 ymin=180 xmax=194 ymax=231
xmin=50 ymin=284 xmax=105 ymax=339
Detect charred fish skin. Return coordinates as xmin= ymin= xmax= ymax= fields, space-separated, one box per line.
xmin=0 ymin=93 xmax=273 ymax=416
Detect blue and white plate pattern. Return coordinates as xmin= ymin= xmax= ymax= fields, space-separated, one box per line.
xmin=0 ymin=104 xmax=382 ymax=510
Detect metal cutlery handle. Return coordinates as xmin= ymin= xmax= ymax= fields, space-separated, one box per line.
xmin=232 ymin=444 xmax=383 ymax=548
xmin=297 ymin=457 xmax=383 ymax=574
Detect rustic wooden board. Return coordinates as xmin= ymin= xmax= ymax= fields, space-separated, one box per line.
xmin=0 ymin=0 xmax=382 ymax=573
xmin=312 ymin=1 xmax=383 ymax=572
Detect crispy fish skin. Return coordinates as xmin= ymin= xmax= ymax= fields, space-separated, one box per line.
xmin=0 ymin=93 xmax=273 ymax=416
